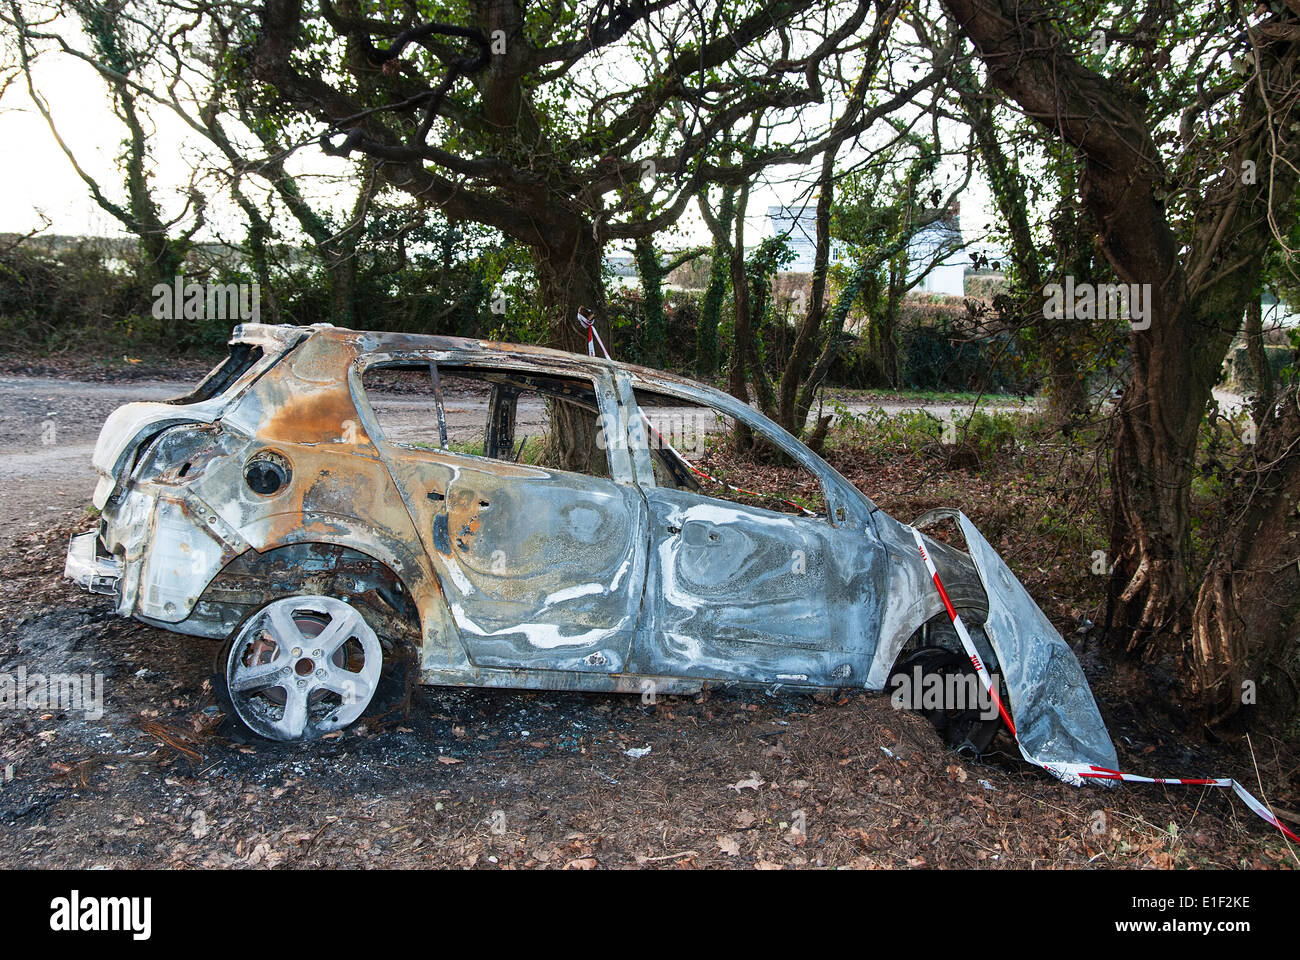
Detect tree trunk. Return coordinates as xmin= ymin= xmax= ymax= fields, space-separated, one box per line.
xmin=117 ymin=87 xmax=185 ymax=293
xmin=633 ymin=237 xmax=666 ymax=368
xmin=955 ymin=62 xmax=1088 ymax=419
xmin=874 ymin=263 xmax=903 ymax=388
xmin=697 ymin=188 xmax=736 ymax=377
xmin=724 ymin=185 xmax=759 ymax=451
xmin=941 ymin=0 xmax=1300 ymax=684
xmin=778 ymin=164 xmax=835 ymax=435
xmin=1244 ymin=297 xmax=1273 ymax=416
xmin=793 ymin=261 xmax=875 ymax=430
xmin=1190 ymin=387 xmax=1300 ymax=720
xmin=1105 ymin=376 xmax=1198 ymax=648
xmin=536 ymin=226 xmax=609 ymax=472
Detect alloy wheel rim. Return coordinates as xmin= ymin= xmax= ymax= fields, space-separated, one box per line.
xmin=226 ymin=596 xmax=381 ymax=741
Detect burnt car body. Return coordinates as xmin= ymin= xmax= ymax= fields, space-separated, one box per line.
xmin=64 ymin=323 xmax=1117 ymax=762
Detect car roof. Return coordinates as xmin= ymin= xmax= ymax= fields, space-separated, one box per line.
xmin=231 ymin=322 xmax=873 ymax=511
xmin=232 ymin=322 xmax=727 ymax=401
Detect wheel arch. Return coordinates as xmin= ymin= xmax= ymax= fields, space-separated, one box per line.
xmin=235 ymin=520 xmax=467 ymax=669
xmin=864 ymin=512 xmax=989 ymax=689
xmin=160 ymin=530 xmax=439 ymax=653
xmin=866 ymin=586 xmax=989 ymax=689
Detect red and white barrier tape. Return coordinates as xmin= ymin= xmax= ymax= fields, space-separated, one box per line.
xmin=577 ymin=308 xmax=609 ymax=360
xmin=576 ymin=311 xmax=816 ymax=517
xmin=909 ymin=527 xmax=1299 ymax=844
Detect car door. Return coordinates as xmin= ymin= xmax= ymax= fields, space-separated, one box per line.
xmin=359 ymin=358 xmax=649 ymax=675
xmin=620 ymin=376 xmax=882 ymax=686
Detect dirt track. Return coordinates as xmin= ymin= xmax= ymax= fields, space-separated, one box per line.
xmin=0 ymin=376 xmax=549 ymax=549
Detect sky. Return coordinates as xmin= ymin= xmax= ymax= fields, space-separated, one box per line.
xmin=0 ymin=17 xmax=1002 ymax=264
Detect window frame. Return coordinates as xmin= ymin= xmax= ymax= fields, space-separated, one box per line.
xmin=616 ymin=372 xmax=845 ymax=524
xmin=353 ymin=354 xmax=637 ymax=485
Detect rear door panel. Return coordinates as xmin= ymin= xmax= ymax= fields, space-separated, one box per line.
xmin=366 ymin=363 xmax=648 ymax=674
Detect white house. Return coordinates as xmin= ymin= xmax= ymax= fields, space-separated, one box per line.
xmin=767 ymin=204 xmax=969 ymax=296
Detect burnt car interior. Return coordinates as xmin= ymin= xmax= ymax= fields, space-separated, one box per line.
xmin=362 ymin=363 xmax=610 ymax=477
xmin=632 ymin=387 xmax=828 ymax=518
xmin=174 ymin=343 xmax=266 ymax=404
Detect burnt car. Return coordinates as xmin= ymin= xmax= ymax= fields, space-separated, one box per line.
xmin=64 ymin=323 xmax=1116 ymax=766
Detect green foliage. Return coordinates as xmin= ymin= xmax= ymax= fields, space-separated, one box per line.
xmin=606 ymin=288 xmax=708 ymax=371
xmin=0 ymin=206 xmax=530 ymax=355
xmin=902 ymin=325 xmax=1030 ymax=393
xmin=826 ymin=404 xmax=1039 ymax=465
xmin=0 ymin=241 xmax=155 ymax=354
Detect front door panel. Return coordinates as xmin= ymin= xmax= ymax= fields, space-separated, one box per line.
xmin=636 ymin=486 xmax=876 ymax=685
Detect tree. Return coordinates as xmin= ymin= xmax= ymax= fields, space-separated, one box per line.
xmin=939 ymin=0 xmax=1300 ymax=713
xmin=631 ymin=236 xmax=706 ymax=369
xmin=695 ymin=185 xmax=735 ymax=376
xmin=247 ymin=0 xmax=884 ymax=338
xmin=828 ymin=124 xmax=972 ymax=389
xmin=946 ymin=58 xmax=1092 ymax=416
xmin=9 ymin=0 xmax=206 ymax=330
xmin=699 ymin=12 xmax=959 ymax=438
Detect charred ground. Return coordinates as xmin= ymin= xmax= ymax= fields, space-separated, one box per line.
xmin=0 ymin=508 xmax=1295 ymax=869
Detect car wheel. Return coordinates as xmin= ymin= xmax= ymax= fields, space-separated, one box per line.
xmin=216 ymin=595 xmax=383 ymax=742
xmin=888 ymin=643 xmax=1006 ymax=756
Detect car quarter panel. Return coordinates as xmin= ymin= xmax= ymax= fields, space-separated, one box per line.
xmin=100 ymin=331 xmax=457 ymax=663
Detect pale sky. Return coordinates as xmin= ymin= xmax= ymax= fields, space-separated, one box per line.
xmin=0 ymin=23 xmax=1001 ymax=262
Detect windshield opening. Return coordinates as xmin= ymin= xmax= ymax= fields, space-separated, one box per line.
xmin=170 ymin=343 xmax=264 ymax=404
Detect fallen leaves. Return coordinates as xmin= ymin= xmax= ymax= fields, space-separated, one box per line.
xmin=246 ymin=841 xmax=283 ymax=868
xmin=3 ymin=508 xmax=1291 ymax=873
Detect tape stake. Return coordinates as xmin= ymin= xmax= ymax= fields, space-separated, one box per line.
xmin=910 ymin=527 xmax=1299 ymax=845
